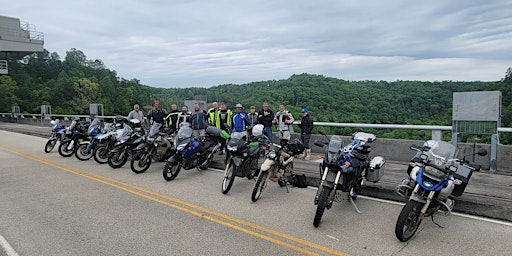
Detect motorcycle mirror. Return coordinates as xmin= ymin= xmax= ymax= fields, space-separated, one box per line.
xmin=418 ymin=130 xmax=426 ymax=138
xmin=319 ymin=130 xmax=327 ymax=136
xmin=314 ymin=140 xmax=325 ymax=147
xmin=476 ymin=148 xmax=488 ymax=156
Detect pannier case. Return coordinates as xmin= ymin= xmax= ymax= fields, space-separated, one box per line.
xmin=451 ymin=164 xmax=473 ymax=197
xmin=366 ymin=156 xmax=386 ymax=182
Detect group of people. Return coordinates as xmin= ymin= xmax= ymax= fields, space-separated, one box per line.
xmin=127 ymin=100 xmax=314 ymax=159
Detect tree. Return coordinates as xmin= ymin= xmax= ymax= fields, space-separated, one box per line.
xmin=0 ymin=76 xmax=19 ymax=112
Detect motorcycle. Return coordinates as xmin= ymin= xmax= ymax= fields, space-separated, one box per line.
xmin=74 ymin=118 xmax=106 ymax=161
xmin=251 ymin=138 xmax=305 ymax=202
xmin=312 ymin=131 xmax=386 ymax=227
xmin=163 ymin=124 xmax=228 ymax=181
xmin=44 ymin=119 xmax=67 ymax=153
xmin=221 ymin=128 xmax=268 ymax=194
xmin=130 ymin=122 xmax=175 ymax=174
xmin=394 ymin=131 xmax=487 ymax=242
xmin=93 ymin=116 xmax=127 ymax=164
xmin=58 ymin=118 xmax=89 ymax=157
xmin=107 ymin=119 xmax=145 ymax=169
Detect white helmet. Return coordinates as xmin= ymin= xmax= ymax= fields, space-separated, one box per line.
xmin=252 ymin=124 xmax=264 ymax=136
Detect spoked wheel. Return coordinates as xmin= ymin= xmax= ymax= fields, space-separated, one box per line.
xmin=44 ymin=139 xmax=57 ymax=153
xmin=251 ymin=171 xmax=268 ymax=202
xmin=163 ymin=161 xmax=182 ymax=181
xmin=108 ymin=150 xmax=129 ymax=169
xmin=221 ymin=163 xmax=237 ymax=194
xmin=313 ymin=186 xmax=332 ymax=227
xmin=75 ymin=144 xmax=94 ymax=161
xmin=94 ymin=146 xmax=109 ymax=164
xmin=130 ymin=151 xmax=152 ymax=174
xmin=58 ymin=140 xmax=75 ymax=157
xmin=395 ymin=200 xmax=424 ymax=242
xmin=199 ymin=154 xmax=213 ymax=170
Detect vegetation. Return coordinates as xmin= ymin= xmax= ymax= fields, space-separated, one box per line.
xmin=1 ymin=49 xmax=511 ymax=143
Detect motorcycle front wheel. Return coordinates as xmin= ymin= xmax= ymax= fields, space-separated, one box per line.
xmin=313 ymin=186 xmax=332 ymax=227
xmin=251 ymin=171 xmax=268 ymax=202
xmin=130 ymin=151 xmax=152 ymax=174
xmin=395 ymin=200 xmax=423 ymax=242
xmin=44 ymin=139 xmax=57 ymax=153
xmin=94 ymin=145 xmax=109 ymax=164
xmin=58 ymin=140 xmax=75 ymax=157
xmin=75 ymin=144 xmax=93 ymax=161
xmin=221 ymin=163 xmax=237 ymax=194
xmin=163 ymin=161 xmax=182 ymax=181
xmin=199 ymin=154 xmax=213 ymax=170
xmin=108 ymin=150 xmax=128 ymax=169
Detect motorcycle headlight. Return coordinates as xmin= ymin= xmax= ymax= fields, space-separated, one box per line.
xmin=227 ymin=145 xmax=238 ymax=151
xmin=177 ymin=143 xmax=188 ymax=151
xmin=268 ymin=151 xmax=277 ymax=159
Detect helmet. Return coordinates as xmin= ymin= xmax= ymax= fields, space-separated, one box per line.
xmin=301 ymin=108 xmax=308 ymax=113
xmin=252 ymin=124 xmax=263 ymax=136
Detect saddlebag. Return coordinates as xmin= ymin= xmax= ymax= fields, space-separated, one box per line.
xmin=366 ymin=156 xmax=386 ymax=183
xmin=451 ymin=164 xmax=473 ymax=197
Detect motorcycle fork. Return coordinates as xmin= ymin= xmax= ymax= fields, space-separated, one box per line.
xmin=328 ymin=171 xmax=342 ymax=206
xmin=421 ymin=191 xmax=436 ymax=215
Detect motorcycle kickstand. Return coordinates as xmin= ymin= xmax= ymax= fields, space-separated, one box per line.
xmin=349 ymin=196 xmax=362 ymax=214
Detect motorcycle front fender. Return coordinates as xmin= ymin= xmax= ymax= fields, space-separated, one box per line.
xmin=260 ymin=158 xmax=275 ymax=171
xmin=110 ymin=145 xmax=124 ymax=153
xmin=79 ymin=141 xmax=91 ymax=146
xmin=321 ymin=168 xmax=340 ymax=188
xmin=232 ymin=156 xmax=244 ymax=167
xmin=134 ymin=142 xmax=148 ymax=151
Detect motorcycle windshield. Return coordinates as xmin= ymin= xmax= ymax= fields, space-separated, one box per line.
xmin=326 ymin=135 xmax=343 ymax=164
xmin=87 ymin=118 xmax=100 ymax=135
xmin=149 ymin=123 xmax=162 ymax=139
xmin=425 ymin=140 xmax=456 ymax=167
xmin=118 ymin=125 xmax=133 ymax=143
xmin=227 ymin=132 xmax=243 ymax=147
xmin=68 ymin=120 xmax=77 ymax=131
xmin=176 ymin=124 xmax=193 ymax=140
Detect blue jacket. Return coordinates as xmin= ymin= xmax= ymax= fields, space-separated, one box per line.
xmin=190 ymin=110 xmax=207 ymax=130
xmin=230 ymin=112 xmax=250 ymax=133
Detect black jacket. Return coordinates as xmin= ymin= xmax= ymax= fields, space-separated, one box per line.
xmin=299 ymin=114 xmax=313 ymax=134
xmin=257 ymin=108 xmax=274 ymax=127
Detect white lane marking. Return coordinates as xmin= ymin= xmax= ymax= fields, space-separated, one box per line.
xmin=0 ymin=234 xmax=19 ymax=256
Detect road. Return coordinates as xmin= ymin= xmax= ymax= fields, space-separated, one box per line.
xmin=0 ymin=130 xmax=511 ymax=256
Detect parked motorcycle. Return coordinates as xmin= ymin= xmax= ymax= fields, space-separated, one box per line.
xmin=58 ymin=118 xmax=89 ymax=157
xmin=251 ymin=138 xmax=305 ymax=202
xmin=394 ymin=131 xmax=487 ymax=242
xmin=44 ymin=119 xmax=67 ymax=153
xmin=221 ymin=128 xmax=268 ymax=194
xmin=163 ymin=124 xmax=228 ymax=181
xmin=75 ymin=118 xmax=105 ymax=161
xmin=93 ymin=116 xmax=127 ymax=164
xmin=107 ymin=119 xmax=145 ymax=169
xmin=130 ymin=122 xmax=174 ymax=174
xmin=312 ymin=131 xmax=385 ymax=227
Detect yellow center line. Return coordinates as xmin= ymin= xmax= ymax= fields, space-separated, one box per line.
xmin=0 ymin=144 xmax=350 ymax=256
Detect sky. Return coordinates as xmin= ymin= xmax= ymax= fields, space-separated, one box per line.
xmin=2 ymin=0 xmax=512 ymax=88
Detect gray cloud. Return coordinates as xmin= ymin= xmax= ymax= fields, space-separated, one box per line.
xmin=3 ymin=0 xmax=511 ymax=87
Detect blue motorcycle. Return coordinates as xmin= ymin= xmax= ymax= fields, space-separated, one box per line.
xmin=44 ymin=119 xmax=67 ymax=153
xmin=394 ymin=131 xmax=487 ymax=242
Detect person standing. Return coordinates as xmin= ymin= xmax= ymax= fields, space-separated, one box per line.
xmin=298 ymin=108 xmax=314 ymax=160
xmin=217 ymin=102 xmax=232 ymax=155
xmin=127 ymin=104 xmax=144 ymax=123
xmin=176 ymin=105 xmax=191 ymax=130
xmin=165 ymin=104 xmax=180 ymax=133
xmin=147 ymin=100 xmax=167 ymax=129
xmin=273 ymin=104 xmax=294 ymax=146
xmin=190 ymin=103 xmax=208 ymax=139
xmin=230 ymin=104 xmax=251 ymax=138
xmin=257 ymin=101 xmax=274 ymax=144
xmin=207 ymin=102 xmax=220 ymax=127
xmin=247 ymin=105 xmax=259 ymax=138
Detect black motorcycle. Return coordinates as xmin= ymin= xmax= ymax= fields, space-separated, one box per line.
xmin=312 ymin=131 xmax=385 ymax=227
xmin=221 ymin=132 xmax=268 ymax=194
xmin=107 ymin=119 xmax=145 ymax=169
xmin=163 ymin=124 xmax=228 ymax=181
xmin=58 ymin=118 xmax=89 ymax=157
xmin=130 ymin=123 xmax=174 ymax=174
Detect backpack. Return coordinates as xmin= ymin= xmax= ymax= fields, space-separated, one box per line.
xmin=292 ymin=174 xmax=308 ymax=188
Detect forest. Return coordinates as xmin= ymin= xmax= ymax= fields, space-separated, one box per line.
xmin=1 ymin=48 xmax=511 ymax=143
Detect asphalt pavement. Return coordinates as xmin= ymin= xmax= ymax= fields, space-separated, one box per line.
xmin=1 ymin=121 xmax=511 ymax=222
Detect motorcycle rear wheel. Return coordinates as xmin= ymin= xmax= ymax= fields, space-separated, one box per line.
xmin=108 ymin=150 xmax=128 ymax=169
xmin=251 ymin=171 xmax=268 ymax=202
xmin=130 ymin=151 xmax=152 ymax=174
xmin=58 ymin=141 xmax=75 ymax=157
xmin=93 ymin=146 xmax=109 ymax=164
xmin=75 ymin=144 xmax=93 ymax=161
xmin=221 ymin=163 xmax=237 ymax=194
xmin=163 ymin=161 xmax=182 ymax=181
xmin=395 ymin=200 xmax=423 ymax=242
xmin=313 ymin=186 xmax=332 ymax=227
xmin=44 ymin=139 xmax=57 ymax=153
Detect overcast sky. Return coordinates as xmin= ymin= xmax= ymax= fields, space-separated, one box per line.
xmin=3 ymin=0 xmax=512 ymax=87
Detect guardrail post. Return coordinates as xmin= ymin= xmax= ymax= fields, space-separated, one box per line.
xmin=490 ymin=134 xmax=498 ymax=172
xmin=431 ymin=130 xmax=442 ymax=141
xmin=451 ymin=132 xmax=460 ymax=147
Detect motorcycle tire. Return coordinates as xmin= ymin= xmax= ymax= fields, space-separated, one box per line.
xmin=75 ymin=144 xmax=93 ymax=161
xmin=58 ymin=140 xmax=75 ymax=157
xmin=251 ymin=171 xmax=268 ymax=202
xmin=108 ymin=150 xmax=128 ymax=169
xmin=163 ymin=161 xmax=182 ymax=181
xmin=130 ymin=151 xmax=152 ymax=174
xmin=44 ymin=139 xmax=57 ymax=153
xmin=221 ymin=163 xmax=237 ymax=194
xmin=313 ymin=186 xmax=332 ymax=227
xmin=93 ymin=146 xmax=109 ymax=164
xmin=199 ymin=154 xmax=213 ymax=170
xmin=395 ymin=200 xmax=423 ymax=242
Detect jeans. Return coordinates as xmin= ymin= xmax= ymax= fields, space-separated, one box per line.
xmin=263 ymin=126 xmax=273 ymax=144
